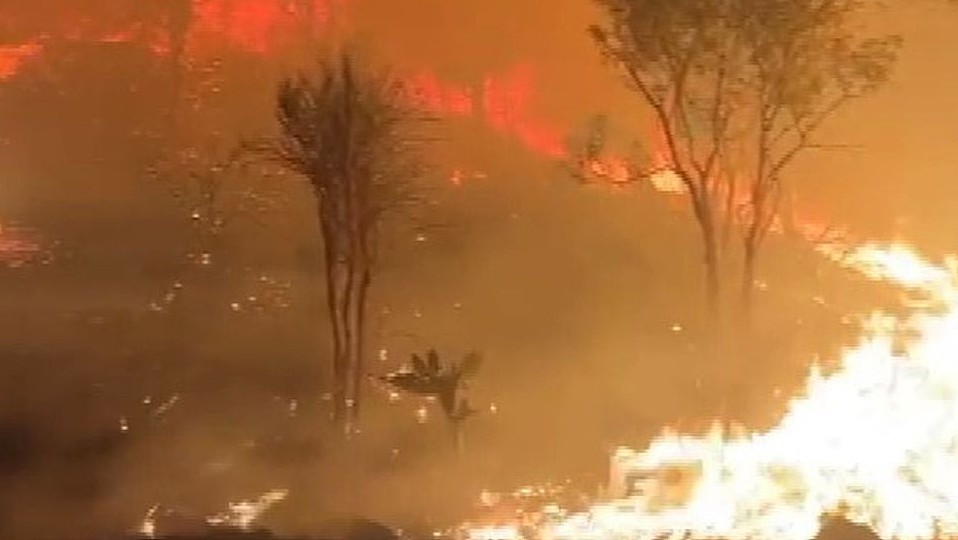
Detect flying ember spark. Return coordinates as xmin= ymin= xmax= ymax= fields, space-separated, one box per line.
xmin=205 ymin=489 xmax=289 ymax=531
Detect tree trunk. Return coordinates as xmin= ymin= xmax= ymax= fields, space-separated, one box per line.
xmin=694 ymin=200 xmax=722 ymax=318
xmin=339 ymin=255 xmax=356 ymax=436
xmin=320 ymin=216 xmax=348 ymax=431
xmin=703 ymin=228 xmax=721 ymax=318
xmin=349 ymin=268 xmax=372 ymax=431
xmin=688 ymin=192 xmax=734 ymax=421
xmin=452 ymin=421 xmax=465 ymax=456
xmin=741 ymin=238 xmax=757 ymax=324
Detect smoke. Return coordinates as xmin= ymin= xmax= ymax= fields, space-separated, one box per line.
xmin=1 ymin=1 xmax=957 ymax=538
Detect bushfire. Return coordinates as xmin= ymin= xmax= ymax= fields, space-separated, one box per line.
xmin=468 ymin=243 xmax=958 ymax=540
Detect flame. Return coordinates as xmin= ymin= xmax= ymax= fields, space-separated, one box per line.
xmin=469 ymin=526 xmax=524 ymax=540
xmin=0 ymin=224 xmax=46 ymax=267
xmin=820 ymin=244 xmax=955 ymax=292
xmin=205 ymin=488 xmax=289 ymax=531
xmin=400 ymin=63 xmax=568 ymax=162
xmin=0 ymin=41 xmax=43 ymax=79
xmin=138 ymin=504 xmax=159 ymax=538
xmin=504 ymin=244 xmax=958 ymax=540
xmin=0 ymin=3 xmax=649 ymax=195
xmin=481 ymin=64 xmax=566 ymax=159
xmin=189 ymin=0 xmax=350 ymax=54
xmin=403 ymin=70 xmax=474 ymax=117
xmin=0 ymin=1 xmax=351 ymax=81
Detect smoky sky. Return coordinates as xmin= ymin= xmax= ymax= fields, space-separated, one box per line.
xmin=2 ymin=1 xmax=957 ymax=248
xmin=0 ymin=1 xmax=957 ymax=535
xmin=0 ymin=0 xmax=954 ymax=430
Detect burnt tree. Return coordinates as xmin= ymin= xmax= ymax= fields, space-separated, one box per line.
xmin=252 ymin=53 xmax=429 ymax=434
xmin=736 ymin=0 xmax=898 ymax=314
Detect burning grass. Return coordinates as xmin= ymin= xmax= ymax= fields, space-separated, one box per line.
xmin=461 ymin=244 xmax=958 ymax=540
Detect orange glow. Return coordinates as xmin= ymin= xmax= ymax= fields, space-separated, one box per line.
xmin=461 ymin=245 xmax=958 ymax=540
xmin=187 ymin=0 xmax=353 ymax=55
xmin=0 ymin=1 xmax=350 ymax=80
xmin=0 ymin=224 xmax=45 ymax=267
xmin=0 ymin=41 xmax=43 ymax=80
xmin=482 ymin=64 xmax=567 ymax=159
xmin=403 ymin=70 xmax=474 ymax=116
xmin=191 ymin=0 xmax=299 ymax=54
xmin=100 ymin=27 xmax=140 ymax=44
xmin=402 ymin=64 xmax=568 ymax=159
xmin=0 ymin=1 xmax=838 ymax=242
xmin=1 ymin=4 xmax=572 ymax=164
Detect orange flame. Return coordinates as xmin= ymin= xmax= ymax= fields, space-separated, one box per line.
xmin=539 ymin=245 xmax=958 ymax=540
xmin=0 ymin=41 xmax=43 ymax=80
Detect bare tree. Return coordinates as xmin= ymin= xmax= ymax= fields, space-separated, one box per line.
xmin=589 ymin=0 xmax=897 ymax=318
xmin=737 ymin=0 xmax=899 ymax=313
xmin=247 ymin=52 xmax=429 ymax=435
xmin=590 ymin=0 xmax=754 ymax=315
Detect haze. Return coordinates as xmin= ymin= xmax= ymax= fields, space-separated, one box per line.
xmin=0 ymin=1 xmax=955 ymax=538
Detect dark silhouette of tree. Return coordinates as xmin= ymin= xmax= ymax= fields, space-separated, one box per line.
xmin=246 ymin=52 xmax=430 ymax=435
xmin=588 ymin=0 xmax=898 ymax=421
xmin=381 ymin=349 xmax=481 ymax=452
xmin=588 ymin=0 xmax=898 ymax=318
xmin=735 ymin=0 xmax=898 ymax=314
xmin=590 ymin=0 xmax=754 ymax=315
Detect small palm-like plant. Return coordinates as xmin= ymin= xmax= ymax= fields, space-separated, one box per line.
xmin=381 ymin=349 xmax=482 ymax=452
